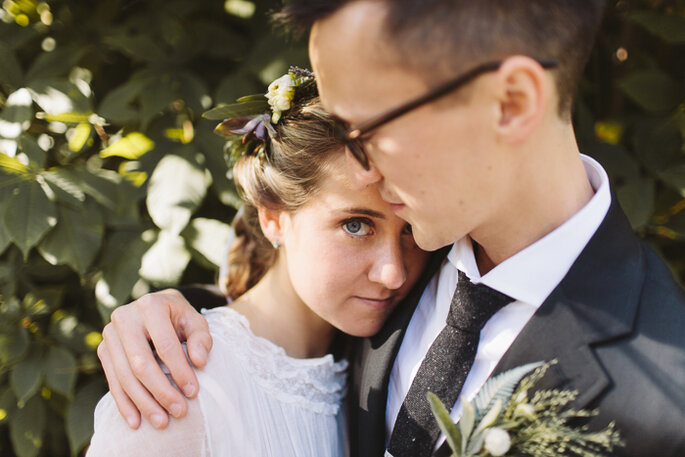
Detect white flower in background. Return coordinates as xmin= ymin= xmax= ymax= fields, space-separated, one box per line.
xmin=266 ymin=73 xmax=297 ymax=124
xmin=483 ymin=427 xmax=511 ymax=456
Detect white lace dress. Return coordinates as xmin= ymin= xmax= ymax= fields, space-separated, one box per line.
xmin=87 ymin=307 xmax=348 ymax=457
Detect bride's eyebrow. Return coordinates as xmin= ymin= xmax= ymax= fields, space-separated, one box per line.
xmin=339 ymin=207 xmax=386 ymax=219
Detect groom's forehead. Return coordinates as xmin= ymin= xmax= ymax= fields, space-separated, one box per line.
xmin=310 ymin=5 xmax=427 ymax=119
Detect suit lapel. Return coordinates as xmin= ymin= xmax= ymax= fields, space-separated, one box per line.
xmin=492 ymin=198 xmax=643 ymax=404
xmin=435 ymin=198 xmax=645 ymax=457
xmin=352 ymin=246 xmax=450 ymax=457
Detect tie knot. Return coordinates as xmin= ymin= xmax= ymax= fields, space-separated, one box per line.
xmin=446 ymin=270 xmax=513 ymax=332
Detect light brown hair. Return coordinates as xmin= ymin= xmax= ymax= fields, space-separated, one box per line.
xmin=222 ymin=98 xmax=344 ymax=299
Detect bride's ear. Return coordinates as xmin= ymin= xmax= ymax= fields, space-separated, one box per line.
xmin=257 ymin=205 xmax=284 ymax=245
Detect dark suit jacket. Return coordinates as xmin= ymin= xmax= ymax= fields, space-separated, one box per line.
xmin=348 ymin=198 xmax=685 ymax=457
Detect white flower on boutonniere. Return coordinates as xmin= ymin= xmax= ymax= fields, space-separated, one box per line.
xmin=483 ymin=427 xmax=511 ymax=456
xmin=427 ymin=361 xmax=624 ymax=457
xmin=266 ymin=73 xmax=297 ymax=124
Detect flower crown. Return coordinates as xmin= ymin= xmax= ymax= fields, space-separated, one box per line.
xmin=202 ymin=67 xmax=316 ymax=162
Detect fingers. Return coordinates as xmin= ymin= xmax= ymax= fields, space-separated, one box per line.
xmin=97 ymin=338 xmax=141 ymax=430
xmin=99 ymin=289 xmax=213 ymax=429
xmin=100 ymin=321 xmax=171 ymax=429
xmin=176 ymin=301 xmax=213 ymax=370
xmin=137 ymin=294 xmax=202 ymax=399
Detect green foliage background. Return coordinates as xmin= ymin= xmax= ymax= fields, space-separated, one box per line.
xmin=0 ymin=0 xmax=682 ymax=456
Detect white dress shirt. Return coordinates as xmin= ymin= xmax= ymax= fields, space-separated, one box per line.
xmin=385 ymin=154 xmax=612 ymax=448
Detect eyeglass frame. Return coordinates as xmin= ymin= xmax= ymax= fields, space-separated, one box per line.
xmin=331 ymin=58 xmax=559 ymax=170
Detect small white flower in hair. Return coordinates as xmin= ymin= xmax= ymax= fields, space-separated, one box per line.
xmin=266 ymin=73 xmax=297 ymax=124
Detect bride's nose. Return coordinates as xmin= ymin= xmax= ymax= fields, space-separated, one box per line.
xmin=368 ymin=240 xmax=407 ymax=290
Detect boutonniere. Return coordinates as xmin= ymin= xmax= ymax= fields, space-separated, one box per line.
xmin=428 ymin=361 xmax=623 ymax=457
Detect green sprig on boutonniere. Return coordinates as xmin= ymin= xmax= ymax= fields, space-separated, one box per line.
xmin=202 ymin=67 xmax=316 ymax=163
xmin=428 ymin=361 xmax=623 ymax=457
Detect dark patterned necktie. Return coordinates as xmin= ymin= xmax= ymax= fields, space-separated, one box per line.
xmin=387 ymin=270 xmax=514 ymax=457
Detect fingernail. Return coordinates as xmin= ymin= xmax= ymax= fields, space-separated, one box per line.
xmin=183 ymin=383 xmax=196 ymax=397
xmin=126 ymin=415 xmax=138 ymax=429
xmin=170 ymin=403 xmax=183 ymax=418
xmin=150 ymin=413 xmax=165 ymax=429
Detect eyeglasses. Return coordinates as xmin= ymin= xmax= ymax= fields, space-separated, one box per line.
xmin=332 ymin=58 xmax=559 ymax=170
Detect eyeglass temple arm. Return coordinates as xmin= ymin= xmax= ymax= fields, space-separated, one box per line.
xmin=348 ymin=58 xmax=558 ymax=139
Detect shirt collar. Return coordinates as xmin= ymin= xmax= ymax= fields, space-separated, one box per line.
xmin=450 ymin=154 xmax=611 ymax=307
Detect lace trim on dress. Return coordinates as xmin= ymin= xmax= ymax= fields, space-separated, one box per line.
xmin=202 ymin=307 xmax=348 ymax=416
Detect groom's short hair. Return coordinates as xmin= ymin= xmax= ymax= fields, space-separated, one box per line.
xmin=277 ymin=0 xmax=607 ymax=118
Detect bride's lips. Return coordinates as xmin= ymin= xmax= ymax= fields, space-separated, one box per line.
xmin=355 ymin=296 xmax=396 ymax=309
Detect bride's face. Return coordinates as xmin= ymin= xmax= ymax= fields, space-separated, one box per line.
xmin=276 ymin=156 xmax=430 ymax=337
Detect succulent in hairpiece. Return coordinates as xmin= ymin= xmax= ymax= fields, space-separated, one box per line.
xmin=202 ymin=67 xmax=316 ymax=162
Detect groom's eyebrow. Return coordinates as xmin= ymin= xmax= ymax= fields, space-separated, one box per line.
xmin=341 ymin=207 xmax=386 ymax=219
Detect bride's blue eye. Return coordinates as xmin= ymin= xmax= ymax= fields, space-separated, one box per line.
xmin=343 ymin=219 xmax=371 ymax=236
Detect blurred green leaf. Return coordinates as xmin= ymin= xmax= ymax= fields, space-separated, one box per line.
xmin=25 ymin=47 xmax=86 ymax=83
xmin=0 ymin=326 xmax=29 ymax=365
xmin=202 ymin=100 xmax=269 ymax=120
xmin=10 ymin=348 xmax=42 ymax=405
xmin=23 ymin=287 xmax=63 ymax=317
xmin=177 ymin=71 xmax=211 ymax=113
xmin=617 ymin=70 xmax=683 ymax=113
xmin=140 ymin=77 xmax=176 ymax=128
xmin=225 ymin=0 xmax=257 ymax=18
xmin=617 ymin=176 xmax=655 ymax=229
xmin=95 ymin=230 xmax=150 ymax=319
xmin=100 ymin=132 xmax=154 ymax=160
xmin=0 ymin=88 xmax=33 ymax=140
xmin=104 ymin=34 xmax=166 ymax=63
xmin=9 ymin=395 xmax=46 ymax=457
xmin=626 ymin=10 xmax=685 ymax=44
xmin=183 ymin=218 xmax=234 ymax=268
xmin=0 ymin=43 xmax=23 ymax=89
xmin=0 ymin=387 xmax=17 ymax=425
xmin=98 ymin=79 xmax=146 ymax=124
xmin=4 ymin=180 xmax=58 ymax=259
xmin=0 ymin=23 xmax=38 ymax=50
xmin=215 ymin=72 xmax=262 ymax=104
xmin=632 ymin=120 xmax=682 ymax=174
xmin=660 ymin=163 xmax=685 ymax=197
xmin=40 ymin=169 xmax=86 ymax=207
xmin=66 ymin=379 xmax=106 ymax=457
xmin=196 ymin=126 xmax=243 ymax=208
xmin=139 ymin=230 xmax=192 ymax=286
xmin=146 ymin=153 xmax=208 ymax=234
xmin=28 ymin=80 xmax=91 ymax=115
xmin=44 ymin=346 xmax=77 ymax=398
xmin=49 ymin=312 xmax=100 ymax=355
xmin=37 ymin=199 xmax=105 ymax=275
xmin=67 ymin=123 xmax=92 ymax=153
xmin=17 ymin=136 xmax=46 ymax=169
xmin=0 ymin=153 xmax=30 ymax=175
xmin=0 ymin=219 xmax=10 ymax=254
xmin=57 ymin=168 xmax=135 ymax=211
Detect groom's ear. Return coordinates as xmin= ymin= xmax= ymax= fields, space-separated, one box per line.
xmin=257 ymin=205 xmax=284 ymax=243
xmin=492 ymin=56 xmax=551 ymax=144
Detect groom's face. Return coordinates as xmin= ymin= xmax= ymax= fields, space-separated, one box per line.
xmin=310 ymin=1 xmax=514 ymax=251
